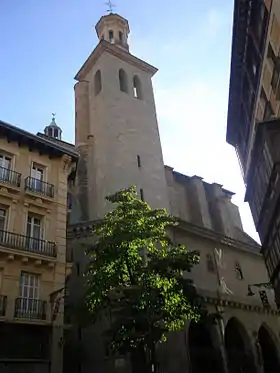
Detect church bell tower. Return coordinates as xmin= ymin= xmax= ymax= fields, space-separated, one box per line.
xmin=73 ymin=11 xmax=170 ymax=221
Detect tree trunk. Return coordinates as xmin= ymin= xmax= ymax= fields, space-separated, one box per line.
xmin=131 ymin=345 xmax=150 ymax=373
xmin=150 ymin=343 xmax=159 ymax=373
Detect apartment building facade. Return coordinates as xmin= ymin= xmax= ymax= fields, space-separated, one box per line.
xmin=0 ymin=119 xmax=78 ymax=373
xmin=226 ymin=1 xmax=280 ymax=303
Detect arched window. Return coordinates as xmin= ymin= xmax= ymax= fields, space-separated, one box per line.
xmin=235 ymin=261 xmax=244 ymax=280
xmin=119 ymin=31 xmax=123 ymax=44
xmin=47 ymin=128 xmax=52 ymax=137
xmin=206 ymin=254 xmax=215 ymax=273
xmin=94 ymin=70 xmax=102 ymax=95
xmin=108 ymin=30 xmax=114 ymax=43
xmin=133 ymin=75 xmax=142 ymax=99
xmin=119 ymin=69 xmax=128 ymax=93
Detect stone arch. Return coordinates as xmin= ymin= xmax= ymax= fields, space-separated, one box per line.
xmin=258 ymin=323 xmax=280 ymax=373
xmin=94 ymin=70 xmax=102 ymax=95
xmin=119 ymin=69 xmax=128 ymax=93
xmin=188 ymin=320 xmax=225 ymax=373
xmin=225 ymin=317 xmax=257 ymax=373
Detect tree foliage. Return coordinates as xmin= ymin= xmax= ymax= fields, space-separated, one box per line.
xmin=85 ymin=186 xmax=204 ymax=370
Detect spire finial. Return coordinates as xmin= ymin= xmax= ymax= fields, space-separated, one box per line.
xmin=51 ymin=113 xmax=56 ymax=124
xmin=105 ymin=0 xmax=115 ymax=13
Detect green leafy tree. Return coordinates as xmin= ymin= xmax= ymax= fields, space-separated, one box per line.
xmin=85 ymin=186 xmax=204 ymax=373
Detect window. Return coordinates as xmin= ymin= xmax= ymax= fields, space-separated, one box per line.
xmin=94 ymin=70 xmax=102 ymax=96
xmin=31 ymin=163 xmax=44 ymax=193
xmin=140 ymin=188 xmax=144 ymax=201
xmin=206 ymin=254 xmax=215 ymax=273
xmin=19 ymin=272 xmax=40 ymax=315
xmin=133 ymin=75 xmax=142 ymax=99
xmin=119 ymin=31 xmax=123 ymax=44
xmin=0 ymin=207 xmax=6 ymax=231
xmin=108 ymin=30 xmax=114 ymax=43
xmin=235 ymin=261 xmax=244 ymax=280
xmin=0 ymin=153 xmax=11 ymax=182
xmin=137 ymin=155 xmax=141 ymax=168
xmin=20 ymin=272 xmax=39 ymax=300
xmin=119 ymin=69 xmax=128 ymax=93
xmin=26 ymin=214 xmax=43 ymax=252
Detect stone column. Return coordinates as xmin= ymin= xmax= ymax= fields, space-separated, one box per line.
xmin=212 ymin=314 xmax=229 ymax=373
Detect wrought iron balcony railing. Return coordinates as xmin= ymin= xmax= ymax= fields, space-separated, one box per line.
xmin=0 ymin=295 xmax=7 ymax=316
xmin=0 ymin=229 xmax=56 ymax=257
xmin=0 ymin=166 xmax=21 ymax=188
xmin=25 ymin=176 xmax=54 ymax=198
xmin=14 ymin=298 xmax=47 ymax=320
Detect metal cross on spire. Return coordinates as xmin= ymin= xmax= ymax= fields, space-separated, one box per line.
xmin=105 ymin=0 xmax=116 ymax=13
xmin=51 ymin=113 xmax=56 ymax=124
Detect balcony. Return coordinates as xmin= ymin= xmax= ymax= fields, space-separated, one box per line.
xmin=0 ymin=295 xmax=7 ymax=316
xmin=0 ymin=166 xmax=21 ymax=189
xmin=0 ymin=323 xmax=51 ymax=360
xmin=14 ymin=298 xmax=47 ymax=320
xmin=25 ymin=176 xmax=54 ymax=198
xmin=0 ymin=229 xmax=56 ymax=257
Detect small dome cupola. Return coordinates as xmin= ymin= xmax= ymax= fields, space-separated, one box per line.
xmin=44 ymin=113 xmax=62 ymax=140
xmin=95 ymin=12 xmax=130 ymax=52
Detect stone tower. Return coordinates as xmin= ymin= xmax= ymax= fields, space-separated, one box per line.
xmin=73 ymin=12 xmax=169 ymax=221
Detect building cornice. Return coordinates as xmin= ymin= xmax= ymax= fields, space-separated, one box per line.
xmin=176 ymin=219 xmax=261 ymax=255
xmin=67 ymin=218 xmax=261 ymax=255
xmin=200 ymin=289 xmax=279 ymax=316
xmin=74 ymin=40 xmax=158 ymax=81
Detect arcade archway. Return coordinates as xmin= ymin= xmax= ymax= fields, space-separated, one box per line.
xmin=258 ymin=324 xmax=280 ymax=373
xmin=225 ymin=318 xmax=257 ymax=373
xmin=188 ymin=321 xmax=225 ymax=373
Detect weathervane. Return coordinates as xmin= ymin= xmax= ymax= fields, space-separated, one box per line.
xmin=105 ymin=0 xmax=115 ymax=13
xmin=51 ymin=113 xmax=56 ymax=123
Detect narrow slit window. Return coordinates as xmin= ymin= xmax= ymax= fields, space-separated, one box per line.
xmin=140 ymin=189 xmax=144 ymax=201
xmin=137 ymin=155 xmax=141 ymax=168
xmin=206 ymin=254 xmax=215 ymax=273
xmin=235 ymin=261 xmax=244 ymax=280
xmin=94 ymin=70 xmax=102 ymax=95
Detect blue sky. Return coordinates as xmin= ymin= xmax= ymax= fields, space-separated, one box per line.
xmin=0 ymin=0 xmax=259 ymax=240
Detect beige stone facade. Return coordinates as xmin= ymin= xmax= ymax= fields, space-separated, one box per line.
xmin=0 ymin=120 xmax=78 ymax=373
